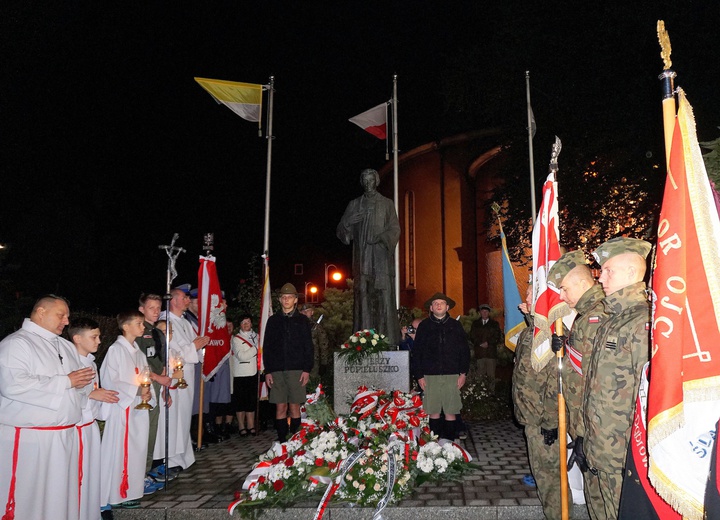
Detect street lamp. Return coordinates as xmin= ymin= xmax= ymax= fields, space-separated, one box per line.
xmin=324 ymin=263 xmax=343 ymax=290
xmin=304 ymin=282 xmax=319 ymax=304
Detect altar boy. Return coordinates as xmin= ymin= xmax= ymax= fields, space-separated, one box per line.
xmin=68 ymin=318 xmax=119 ymax=520
xmin=100 ymin=311 xmax=157 ymax=509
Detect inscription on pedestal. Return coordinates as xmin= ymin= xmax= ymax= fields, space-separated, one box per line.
xmin=333 ymin=351 xmax=410 ymax=415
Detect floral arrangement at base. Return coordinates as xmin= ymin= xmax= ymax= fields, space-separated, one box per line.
xmin=337 ymin=329 xmax=392 ymax=363
xmin=229 ymin=385 xmax=475 ymax=519
xmin=461 ymin=378 xmax=513 ymax=420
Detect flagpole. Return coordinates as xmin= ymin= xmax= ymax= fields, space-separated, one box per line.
xmin=657 ymin=21 xmax=676 ymax=171
xmin=556 ymin=317 xmax=569 ymax=520
xmin=258 ymin=75 xmax=275 ymax=431
xmin=526 ymin=71 xmax=537 ymax=221
xmin=547 ymin=137 xmax=569 ymax=520
xmin=263 ymin=76 xmax=275 ymax=262
xmin=392 ymin=74 xmax=400 ymax=310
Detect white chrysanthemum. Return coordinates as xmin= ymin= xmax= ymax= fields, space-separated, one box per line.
xmin=434 ymin=458 xmax=448 ymax=473
xmin=351 ymin=336 xmax=358 ymax=343
xmin=418 ymin=459 xmax=434 ymax=472
xmin=371 ymin=339 xmax=377 ymax=346
xmin=360 ymin=337 xmax=367 ymax=344
xmin=257 ymin=490 xmax=267 ymax=500
xmin=373 ymin=334 xmax=379 ymax=339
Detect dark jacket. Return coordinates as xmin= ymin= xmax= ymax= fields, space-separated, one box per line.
xmin=412 ymin=314 xmax=470 ymax=378
xmin=469 ymin=317 xmax=503 ymax=360
xmin=263 ymin=310 xmax=314 ymax=374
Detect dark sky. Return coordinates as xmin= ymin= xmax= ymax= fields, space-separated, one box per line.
xmin=1 ymin=1 xmax=718 ymax=314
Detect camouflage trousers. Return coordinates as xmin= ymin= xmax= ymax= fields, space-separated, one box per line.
xmin=584 ymin=468 xmax=622 ymax=520
xmin=525 ymin=426 xmax=571 ymax=520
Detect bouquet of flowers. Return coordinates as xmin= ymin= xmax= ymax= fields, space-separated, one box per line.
xmin=229 ymin=386 xmax=474 ymax=519
xmin=414 ymin=440 xmax=471 ymax=485
xmin=337 ymin=329 xmax=392 ymax=363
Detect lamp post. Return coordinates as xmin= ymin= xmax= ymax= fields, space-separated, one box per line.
xmin=324 ymin=263 xmax=343 ymax=290
xmin=304 ymin=282 xmax=318 ymax=304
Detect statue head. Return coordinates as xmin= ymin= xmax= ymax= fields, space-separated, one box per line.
xmin=359 ymin=168 xmax=380 ymax=194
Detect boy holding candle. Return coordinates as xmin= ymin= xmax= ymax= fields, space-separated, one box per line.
xmin=100 ymin=310 xmax=157 ymax=511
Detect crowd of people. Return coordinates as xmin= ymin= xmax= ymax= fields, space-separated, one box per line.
xmin=0 ymin=235 xmax=651 ymax=520
xmin=0 ymin=285 xmax=264 ymax=520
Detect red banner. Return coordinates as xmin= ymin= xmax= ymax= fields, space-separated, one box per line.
xmin=647 ymin=90 xmax=720 ymax=519
xmin=198 ymin=255 xmax=231 ymax=379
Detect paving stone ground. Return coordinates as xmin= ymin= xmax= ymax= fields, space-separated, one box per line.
xmin=115 ymin=420 xmax=590 ymax=520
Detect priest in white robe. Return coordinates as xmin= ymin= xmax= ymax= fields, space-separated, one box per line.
xmin=155 ymin=288 xmax=207 ymax=469
xmin=0 ymin=295 xmax=95 ymax=520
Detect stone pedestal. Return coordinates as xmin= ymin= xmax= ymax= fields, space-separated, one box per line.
xmin=333 ymin=351 xmax=410 ymax=415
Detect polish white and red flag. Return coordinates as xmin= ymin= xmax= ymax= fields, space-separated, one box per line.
xmin=349 ymin=102 xmax=388 ymax=139
xmin=647 ymin=89 xmax=720 ymax=519
xmin=198 ymin=255 xmax=231 ymax=380
xmin=531 ymin=168 xmax=572 ymax=371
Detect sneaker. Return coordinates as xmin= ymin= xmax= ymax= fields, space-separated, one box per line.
xmin=110 ymin=500 xmax=141 ymax=509
xmin=144 ymin=476 xmax=164 ymax=495
xmin=148 ymin=463 xmax=177 ymax=482
xmin=522 ymin=474 xmax=536 ymax=487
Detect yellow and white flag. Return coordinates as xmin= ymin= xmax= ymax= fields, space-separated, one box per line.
xmin=194 ymin=77 xmax=263 ymax=124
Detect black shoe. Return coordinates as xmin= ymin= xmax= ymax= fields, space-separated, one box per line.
xmin=101 ymin=510 xmax=114 ymax=520
xmin=203 ymin=424 xmax=220 ymax=444
xmin=215 ymin=423 xmax=230 ymax=441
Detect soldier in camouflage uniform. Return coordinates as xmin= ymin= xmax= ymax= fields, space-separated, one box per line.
xmin=513 ymin=286 xmax=570 ymax=520
xmin=547 ymin=250 xmax=608 ymax=513
xmin=580 ymin=237 xmax=651 ymax=520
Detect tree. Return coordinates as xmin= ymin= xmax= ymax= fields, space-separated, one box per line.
xmin=318 ymin=283 xmax=354 ymax=350
xmin=701 ymin=134 xmax=720 ymax=188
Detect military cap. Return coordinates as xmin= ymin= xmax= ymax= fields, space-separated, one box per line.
xmin=279 ymin=283 xmax=298 ymax=295
xmin=478 ymin=304 xmax=491 ymax=311
xmin=174 ymin=283 xmax=191 ymax=294
xmin=592 ymin=237 xmax=652 ymax=266
xmin=424 ymin=292 xmax=456 ymax=310
xmin=189 ymin=288 xmax=199 ymax=299
xmin=548 ymin=249 xmax=587 ymax=287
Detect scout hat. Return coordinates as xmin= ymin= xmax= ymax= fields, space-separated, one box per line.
xmin=548 ymin=249 xmax=587 ymax=287
xmin=592 ymin=237 xmax=652 ymax=266
xmin=279 ymin=283 xmax=298 ymax=295
xmin=424 ymin=292 xmax=456 ymax=309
